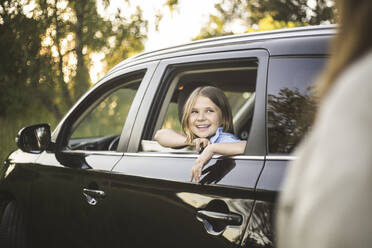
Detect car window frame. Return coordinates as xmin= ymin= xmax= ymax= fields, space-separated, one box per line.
xmin=152 ymin=61 xmax=258 ymax=139
xmin=126 ymin=49 xmax=269 ymax=157
xmin=266 ymin=55 xmax=328 ymax=155
xmin=53 ymin=61 xmax=159 ymax=154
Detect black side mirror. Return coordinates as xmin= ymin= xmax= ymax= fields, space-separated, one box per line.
xmin=16 ymin=123 xmax=51 ymax=154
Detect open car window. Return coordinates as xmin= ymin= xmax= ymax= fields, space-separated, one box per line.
xmin=67 ymin=74 xmax=144 ymax=151
xmin=140 ymin=59 xmax=258 ymax=153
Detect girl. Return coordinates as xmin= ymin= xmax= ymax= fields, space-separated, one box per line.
xmin=154 ymin=86 xmax=247 ymax=183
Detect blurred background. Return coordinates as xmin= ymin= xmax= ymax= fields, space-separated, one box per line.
xmin=0 ymin=0 xmax=336 ymax=163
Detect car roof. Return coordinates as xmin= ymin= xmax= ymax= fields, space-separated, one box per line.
xmin=108 ymin=24 xmax=336 ymax=75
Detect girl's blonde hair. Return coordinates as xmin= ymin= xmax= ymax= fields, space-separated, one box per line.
xmin=317 ymin=0 xmax=372 ymax=100
xmin=181 ymin=86 xmax=234 ymax=144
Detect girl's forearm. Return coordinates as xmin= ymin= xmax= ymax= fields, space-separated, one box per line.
xmin=191 ymin=141 xmax=247 ymax=183
xmin=154 ymin=129 xmax=189 ymax=147
xmin=209 ymin=141 xmax=247 ymax=156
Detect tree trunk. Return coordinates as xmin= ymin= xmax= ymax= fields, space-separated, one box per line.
xmin=53 ymin=2 xmax=73 ymax=109
xmin=73 ymin=0 xmax=90 ymax=101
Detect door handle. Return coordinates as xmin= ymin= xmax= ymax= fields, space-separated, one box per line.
xmin=196 ymin=210 xmax=242 ymax=226
xmin=196 ymin=209 xmax=242 ymax=236
xmin=83 ymin=188 xmax=105 ymax=206
xmin=83 ymin=188 xmax=106 ymax=198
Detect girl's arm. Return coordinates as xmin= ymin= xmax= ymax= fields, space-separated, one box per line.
xmin=190 ymin=141 xmax=247 ymax=183
xmin=154 ymin=128 xmax=189 ymax=148
xmin=206 ymin=141 xmax=247 ymax=156
xmin=154 ymin=129 xmax=211 ymax=151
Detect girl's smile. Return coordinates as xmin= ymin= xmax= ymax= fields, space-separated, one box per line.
xmin=188 ymin=96 xmax=222 ymax=138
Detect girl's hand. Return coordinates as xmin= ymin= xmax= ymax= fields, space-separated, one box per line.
xmin=192 ymin=138 xmax=210 ymax=153
xmin=190 ymin=144 xmax=214 ymax=183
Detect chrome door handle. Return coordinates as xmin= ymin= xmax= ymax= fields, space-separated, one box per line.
xmin=83 ymin=188 xmax=106 ymax=198
xmin=83 ymin=188 xmax=105 ymax=206
xmin=196 ymin=210 xmax=242 ymax=226
xmin=196 ymin=210 xmax=242 ymax=236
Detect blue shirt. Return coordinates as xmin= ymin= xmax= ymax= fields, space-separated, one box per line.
xmin=209 ymin=128 xmax=240 ymax=144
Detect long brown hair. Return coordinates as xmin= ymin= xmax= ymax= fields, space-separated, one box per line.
xmin=317 ymin=0 xmax=372 ymax=99
xmin=181 ymin=86 xmax=234 ymax=144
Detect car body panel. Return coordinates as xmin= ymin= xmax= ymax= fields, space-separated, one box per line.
xmin=110 ymin=155 xmax=262 ymax=247
xmin=22 ymin=151 xmax=119 ymax=246
xmin=109 ymin=25 xmax=335 ymax=75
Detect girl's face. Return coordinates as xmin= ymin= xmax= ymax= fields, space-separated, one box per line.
xmin=188 ymin=96 xmax=222 ymax=139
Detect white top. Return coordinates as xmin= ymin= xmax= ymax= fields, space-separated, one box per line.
xmin=276 ymin=49 xmax=372 ymax=248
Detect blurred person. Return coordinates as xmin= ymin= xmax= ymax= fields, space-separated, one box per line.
xmin=276 ymin=0 xmax=372 ymax=247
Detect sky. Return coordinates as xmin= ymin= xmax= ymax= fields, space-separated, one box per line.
xmin=90 ymin=0 xmax=220 ymax=82
xmin=134 ymin=0 xmax=218 ymax=51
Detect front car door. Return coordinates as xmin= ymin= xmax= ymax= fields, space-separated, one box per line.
xmin=109 ymin=50 xmax=269 ymax=247
xmin=28 ymin=62 xmax=158 ymax=247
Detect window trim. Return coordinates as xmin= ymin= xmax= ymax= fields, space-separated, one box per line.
xmin=69 ymin=78 xmax=142 ymax=139
xmin=266 ymin=56 xmax=327 ymax=154
xmin=53 ymin=61 xmax=159 ymax=153
xmin=153 ymin=64 xmax=259 ymax=137
xmin=127 ymin=49 xmax=270 ymax=156
xmin=125 ymin=152 xmax=265 ymax=161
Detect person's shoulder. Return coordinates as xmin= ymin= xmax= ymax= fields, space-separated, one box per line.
xmin=325 ymin=49 xmax=372 ymax=112
xmin=335 ymin=50 xmax=372 ymax=93
xmin=217 ymin=130 xmax=241 ymax=143
xmin=314 ymin=49 xmax=372 ymax=151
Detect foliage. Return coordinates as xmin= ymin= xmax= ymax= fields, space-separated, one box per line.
xmin=193 ymin=0 xmax=336 ymax=40
xmin=192 ymin=14 xmax=234 ymax=40
xmin=103 ymin=6 xmax=148 ymax=71
xmin=0 ymin=0 xmax=147 ymax=164
xmin=165 ymin=0 xmax=179 ymax=12
xmin=247 ymin=0 xmax=335 ymax=25
xmin=246 ymin=15 xmax=302 ymax=32
xmin=0 ymin=1 xmax=44 ymax=117
xmin=267 ymin=87 xmax=318 ymax=153
xmin=71 ymin=86 xmax=137 ymax=139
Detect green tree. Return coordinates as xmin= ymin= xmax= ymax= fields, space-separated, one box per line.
xmin=193 ymin=0 xmax=336 ymax=39
xmin=0 ymin=1 xmax=46 ymax=112
xmin=0 ymin=0 xmax=147 ymax=163
xmin=193 ymin=14 xmax=234 ymax=40
xmin=248 ymin=0 xmax=335 ymax=25
xmin=267 ymin=87 xmax=318 ymax=153
xmin=1 ymin=0 xmax=147 ymax=119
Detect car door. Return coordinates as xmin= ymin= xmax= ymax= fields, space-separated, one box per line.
xmin=246 ymin=56 xmax=328 ymax=248
xmin=108 ymin=50 xmax=269 ymax=247
xmin=28 ymin=62 xmax=158 ymax=247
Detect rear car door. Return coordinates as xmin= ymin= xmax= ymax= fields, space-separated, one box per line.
xmin=109 ymin=50 xmax=269 ymax=247
xmin=28 ymin=62 xmax=158 ymax=247
xmin=248 ymin=56 xmax=328 ymax=247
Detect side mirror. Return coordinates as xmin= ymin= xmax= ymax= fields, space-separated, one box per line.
xmin=16 ymin=123 xmax=51 ymax=154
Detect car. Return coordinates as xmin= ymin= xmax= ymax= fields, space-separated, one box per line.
xmin=0 ymin=25 xmax=335 ymax=247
